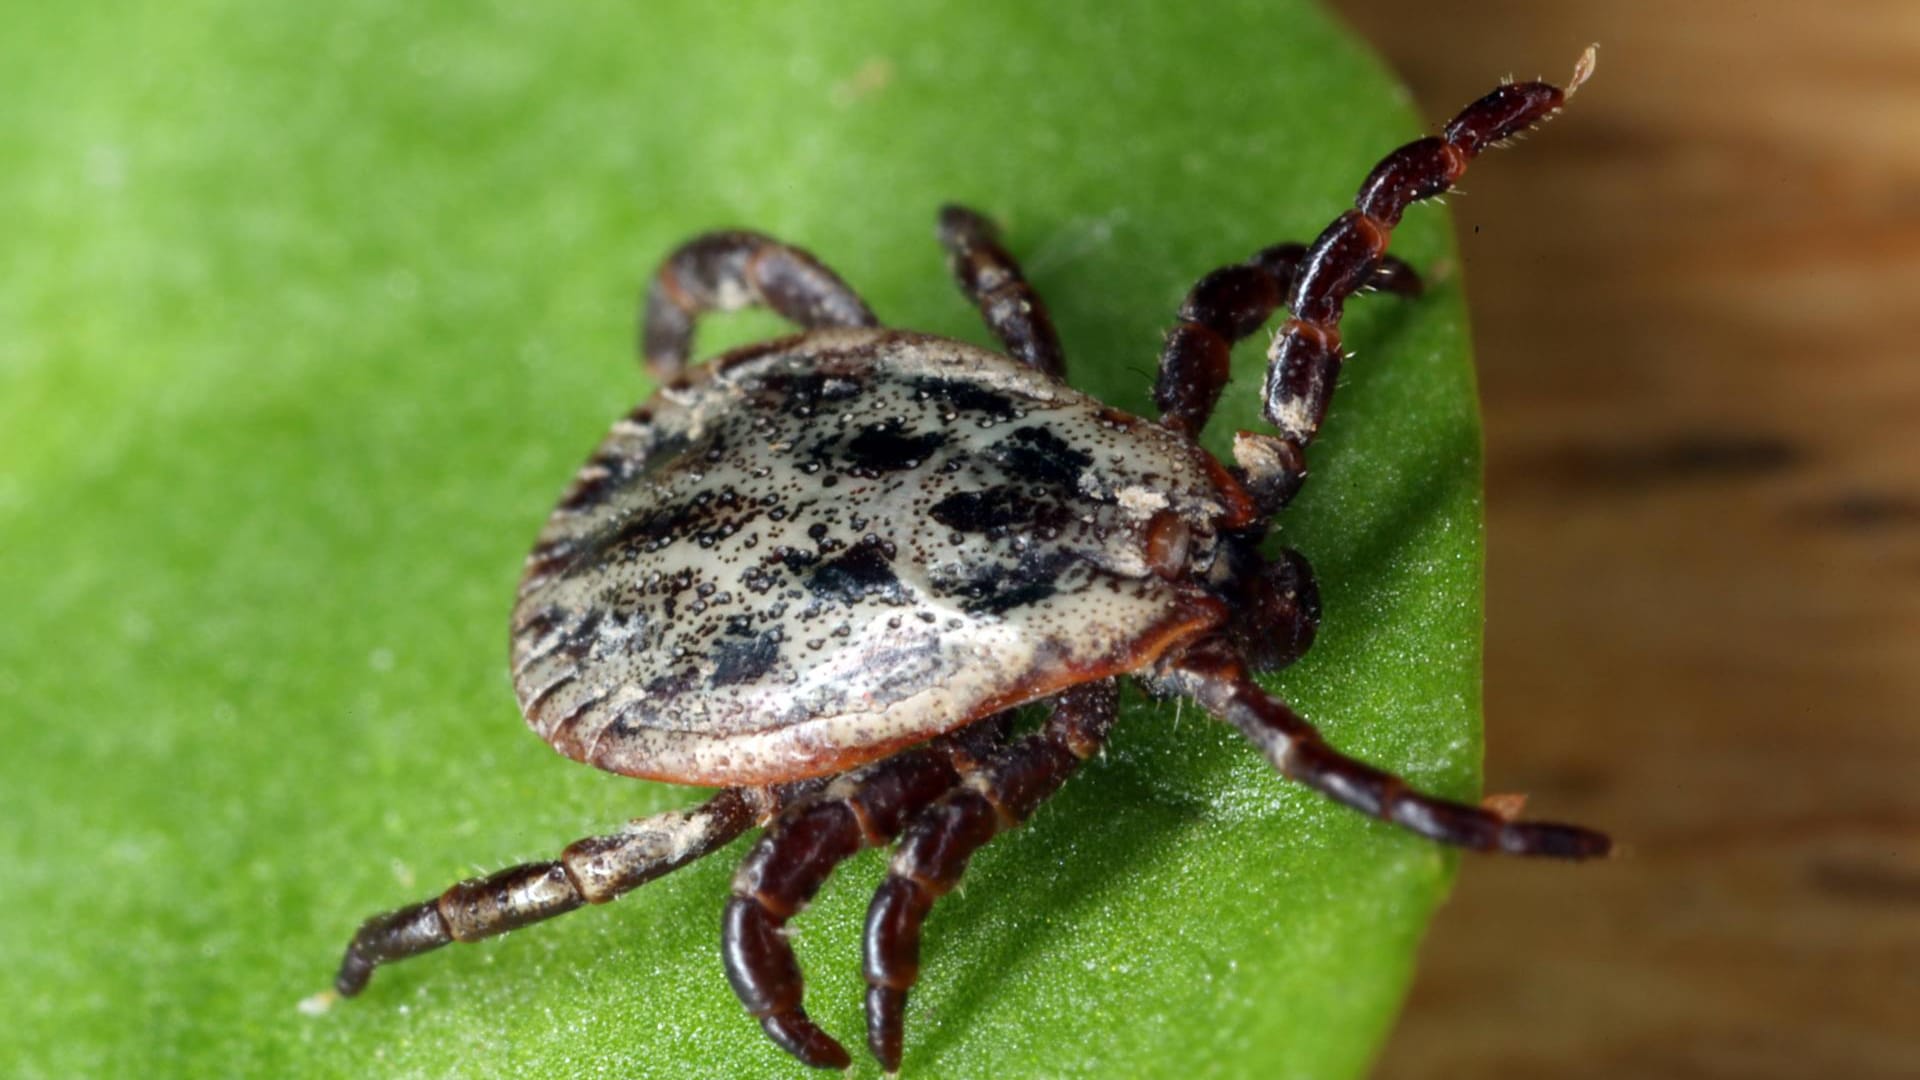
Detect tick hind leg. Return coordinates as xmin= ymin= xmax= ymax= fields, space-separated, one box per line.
xmin=1155 ymin=639 xmax=1610 ymax=858
xmin=936 ymin=204 xmax=1068 ymax=377
xmin=863 ymin=680 xmax=1119 ymax=1072
xmin=335 ymin=784 xmax=802 ymax=997
xmin=641 ymin=230 xmax=879 ymax=382
xmin=723 ymin=717 xmax=1012 ymax=1069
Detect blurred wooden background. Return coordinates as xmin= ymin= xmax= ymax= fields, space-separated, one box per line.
xmin=1324 ymin=4 xmax=1920 ymax=1076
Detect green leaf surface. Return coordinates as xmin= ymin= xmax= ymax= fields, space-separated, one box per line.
xmin=0 ymin=1 xmax=1485 ymax=1077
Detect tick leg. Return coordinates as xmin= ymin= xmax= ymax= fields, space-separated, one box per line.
xmin=1219 ymin=543 xmax=1323 ymax=675
xmin=641 ymin=230 xmax=879 ymax=382
xmin=723 ymin=722 xmax=1009 ymax=1070
xmin=935 ymin=204 xmax=1067 ymax=377
xmin=335 ymin=784 xmax=803 ymax=997
xmin=1154 ymin=639 xmax=1611 ymax=858
xmin=863 ymin=681 xmax=1119 ymax=1073
xmin=1235 ymin=49 xmax=1596 ymax=515
xmin=1156 ymin=244 xmax=1421 ymax=439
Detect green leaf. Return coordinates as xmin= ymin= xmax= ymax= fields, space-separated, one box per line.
xmin=0 ymin=1 xmax=1484 ymax=1076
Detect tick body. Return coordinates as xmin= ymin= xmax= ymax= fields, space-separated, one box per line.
xmin=338 ymin=51 xmax=1606 ymax=1073
xmin=514 ymin=329 xmax=1237 ymax=787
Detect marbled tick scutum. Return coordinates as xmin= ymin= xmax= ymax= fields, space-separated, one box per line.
xmin=337 ymin=50 xmax=1609 ymax=1075
xmin=512 ymin=331 xmax=1234 ymax=787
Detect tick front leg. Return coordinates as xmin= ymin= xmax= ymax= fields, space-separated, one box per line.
xmin=723 ymin=726 xmax=1008 ymax=1070
xmin=935 ymin=204 xmax=1067 ymax=377
xmin=641 ymin=230 xmax=878 ymax=382
xmin=863 ymin=681 xmax=1119 ymax=1073
xmin=1154 ymin=640 xmax=1610 ymax=858
xmin=1156 ymin=244 xmax=1422 ymax=440
xmin=335 ymin=784 xmax=795 ymax=997
xmin=1238 ymin=49 xmax=1596 ymax=514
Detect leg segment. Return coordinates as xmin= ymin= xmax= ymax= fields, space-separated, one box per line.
xmin=936 ymin=204 xmax=1068 ymax=377
xmin=641 ymin=230 xmax=879 ymax=382
xmin=1157 ymin=244 xmax=1422 ymax=438
xmin=335 ymin=784 xmax=803 ymax=997
xmin=1234 ymin=49 xmax=1596 ymax=514
xmin=1219 ymin=541 xmax=1323 ymax=675
xmin=863 ymin=681 xmax=1120 ymax=1073
xmin=723 ymin=721 xmax=1010 ymax=1070
xmin=1154 ymin=639 xmax=1610 ymax=858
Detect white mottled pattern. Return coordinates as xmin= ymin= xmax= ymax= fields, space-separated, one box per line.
xmin=510 ymin=329 xmax=1234 ymax=784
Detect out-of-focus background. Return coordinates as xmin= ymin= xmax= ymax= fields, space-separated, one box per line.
xmin=1327 ymin=4 xmax=1920 ymax=1076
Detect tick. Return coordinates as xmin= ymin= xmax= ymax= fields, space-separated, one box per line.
xmin=337 ymin=52 xmax=1607 ymax=1072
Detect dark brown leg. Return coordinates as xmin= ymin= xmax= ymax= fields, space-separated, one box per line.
xmin=1220 ymin=543 xmax=1323 ymax=675
xmin=862 ymin=681 xmax=1120 ymax=1073
xmin=1233 ymin=49 xmax=1596 ymax=514
xmin=641 ymin=230 xmax=879 ymax=382
xmin=335 ymin=784 xmax=806 ymax=997
xmin=1154 ymin=638 xmax=1610 ymax=858
xmin=723 ymin=721 xmax=1010 ymax=1070
xmin=936 ymin=204 xmax=1068 ymax=377
xmin=1156 ymin=244 xmax=1422 ymax=439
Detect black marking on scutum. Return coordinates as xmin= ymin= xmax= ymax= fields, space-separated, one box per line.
xmin=993 ymin=426 xmax=1092 ymax=489
xmin=806 ymin=535 xmax=904 ymax=607
xmin=640 ymin=429 xmax=696 ymax=477
xmin=634 ymin=668 xmax=700 ymax=707
xmin=512 ymin=606 xmax=563 ymax=638
xmin=524 ymin=539 xmax=581 ymax=582
xmin=588 ymin=501 xmax=696 ymax=562
xmin=909 ymin=376 xmax=1023 ymax=423
xmin=929 ymin=485 xmax=1043 ymax=533
xmin=776 ymin=546 xmax=820 ymax=573
xmin=962 ymin=576 xmax=1056 ymax=615
xmin=709 ymin=630 xmax=781 ymax=688
xmin=943 ymin=551 xmax=1074 ymax=615
xmin=559 ymin=453 xmax=631 ymax=512
xmin=845 ymin=423 xmax=947 ymax=475
xmin=753 ymin=371 xmax=864 ymax=417
xmin=557 ymin=610 xmax=605 ymax=660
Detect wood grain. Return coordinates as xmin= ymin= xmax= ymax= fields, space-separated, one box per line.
xmin=1324 ymin=4 xmax=1920 ymax=1076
